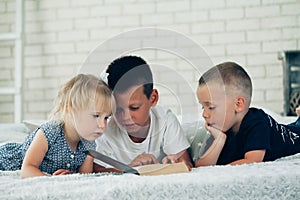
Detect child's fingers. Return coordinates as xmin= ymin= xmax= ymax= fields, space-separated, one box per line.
xmin=52 ymin=169 xmax=64 ymax=175
xmin=129 ymin=154 xmax=159 ymax=167
xmin=162 ymin=155 xmax=177 ymax=164
xmin=52 ymin=169 xmax=73 ymax=176
xmin=205 ymin=124 xmax=225 ymax=139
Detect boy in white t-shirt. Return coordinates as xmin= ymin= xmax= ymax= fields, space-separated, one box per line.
xmin=94 ymin=56 xmax=192 ymax=172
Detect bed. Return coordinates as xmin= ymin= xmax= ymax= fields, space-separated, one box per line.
xmin=0 ymin=109 xmax=299 ymax=200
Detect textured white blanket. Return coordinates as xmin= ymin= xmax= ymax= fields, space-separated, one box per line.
xmin=1 ymin=153 xmax=300 ymax=200
xmin=0 ymin=112 xmax=299 ymax=200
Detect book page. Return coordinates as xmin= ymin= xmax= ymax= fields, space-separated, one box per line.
xmin=136 ymin=162 xmax=190 ymax=176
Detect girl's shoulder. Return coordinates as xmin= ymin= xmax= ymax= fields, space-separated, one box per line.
xmin=39 ymin=121 xmax=64 ymax=145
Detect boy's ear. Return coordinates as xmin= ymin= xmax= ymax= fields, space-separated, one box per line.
xmin=150 ymin=89 xmax=159 ymax=106
xmin=235 ymin=96 xmax=246 ymax=112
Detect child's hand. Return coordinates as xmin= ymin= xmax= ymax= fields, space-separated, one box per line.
xmin=129 ymin=153 xmax=159 ymax=167
xmin=162 ymin=154 xmax=192 ymax=171
xmin=195 ymin=124 xmax=227 ymax=167
xmin=162 ymin=150 xmax=193 ymax=170
xmin=52 ymin=169 xmax=74 ymax=176
xmin=296 ymin=106 xmax=300 ymax=116
xmin=205 ymin=123 xmax=226 ymax=139
xmin=162 ymin=150 xmax=185 ymax=164
xmin=162 ymin=154 xmax=178 ymax=164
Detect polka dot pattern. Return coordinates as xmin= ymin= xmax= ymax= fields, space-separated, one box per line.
xmin=0 ymin=121 xmax=96 ymax=174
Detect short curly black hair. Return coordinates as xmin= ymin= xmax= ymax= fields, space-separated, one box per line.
xmin=106 ymin=55 xmax=153 ymax=99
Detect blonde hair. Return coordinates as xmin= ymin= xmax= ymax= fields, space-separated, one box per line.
xmin=49 ymin=74 xmax=112 ymax=121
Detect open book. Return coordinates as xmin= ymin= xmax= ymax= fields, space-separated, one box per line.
xmin=134 ymin=162 xmax=190 ymax=176
xmin=89 ymin=149 xmax=190 ymax=176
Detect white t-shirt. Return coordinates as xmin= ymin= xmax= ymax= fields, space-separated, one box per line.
xmin=95 ymin=105 xmax=190 ymax=166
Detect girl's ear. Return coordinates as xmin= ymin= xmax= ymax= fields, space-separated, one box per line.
xmin=235 ymin=96 xmax=246 ymax=113
xmin=150 ymin=89 xmax=159 ymax=106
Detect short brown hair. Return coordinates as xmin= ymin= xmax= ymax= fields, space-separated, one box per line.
xmin=198 ymin=62 xmax=252 ymax=105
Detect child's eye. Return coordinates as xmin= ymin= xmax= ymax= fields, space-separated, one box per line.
xmin=104 ymin=116 xmax=111 ymax=120
xmin=92 ymin=114 xmax=100 ymax=118
xmin=130 ymin=106 xmax=139 ymax=111
xmin=209 ymin=106 xmax=216 ymax=110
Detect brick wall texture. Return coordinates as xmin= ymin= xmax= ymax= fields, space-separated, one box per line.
xmin=0 ymin=0 xmax=300 ymax=122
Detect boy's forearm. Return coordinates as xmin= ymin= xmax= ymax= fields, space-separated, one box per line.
xmin=177 ymin=150 xmax=193 ymax=169
xmin=229 ymin=150 xmax=265 ymax=165
xmin=195 ymin=133 xmax=226 ymax=167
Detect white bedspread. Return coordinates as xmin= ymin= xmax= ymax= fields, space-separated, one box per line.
xmin=1 ymin=153 xmax=300 ymax=200
xmin=0 ymin=111 xmax=299 ymax=200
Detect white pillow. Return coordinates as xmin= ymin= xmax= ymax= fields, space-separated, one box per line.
xmin=182 ymin=120 xmax=213 ymax=163
xmin=259 ymin=107 xmax=297 ymax=124
xmin=23 ymin=119 xmax=45 ymax=132
xmin=0 ymin=123 xmax=30 ymax=144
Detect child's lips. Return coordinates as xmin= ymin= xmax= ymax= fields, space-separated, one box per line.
xmin=207 ymin=122 xmax=214 ymax=127
xmin=94 ymin=132 xmax=103 ymax=137
xmin=124 ymin=123 xmax=136 ymax=129
xmin=207 ymin=123 xmax=220 ymax=130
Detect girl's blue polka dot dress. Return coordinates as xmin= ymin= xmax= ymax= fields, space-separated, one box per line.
xmin=0 ymin=121 xmax=96 ymax=174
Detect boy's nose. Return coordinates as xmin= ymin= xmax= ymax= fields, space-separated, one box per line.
xmin=202 ymin=109 xmax=209 ymax=119
xmin=121 ymin=109 xmax=131 ymax=120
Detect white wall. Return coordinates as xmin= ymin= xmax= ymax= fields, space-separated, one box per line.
xmin=0 ymin=0 xmax=300 ymax=122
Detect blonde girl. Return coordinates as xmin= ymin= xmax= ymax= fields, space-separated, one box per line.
xmin=0 ymin=74 xmax=112 ymax=178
